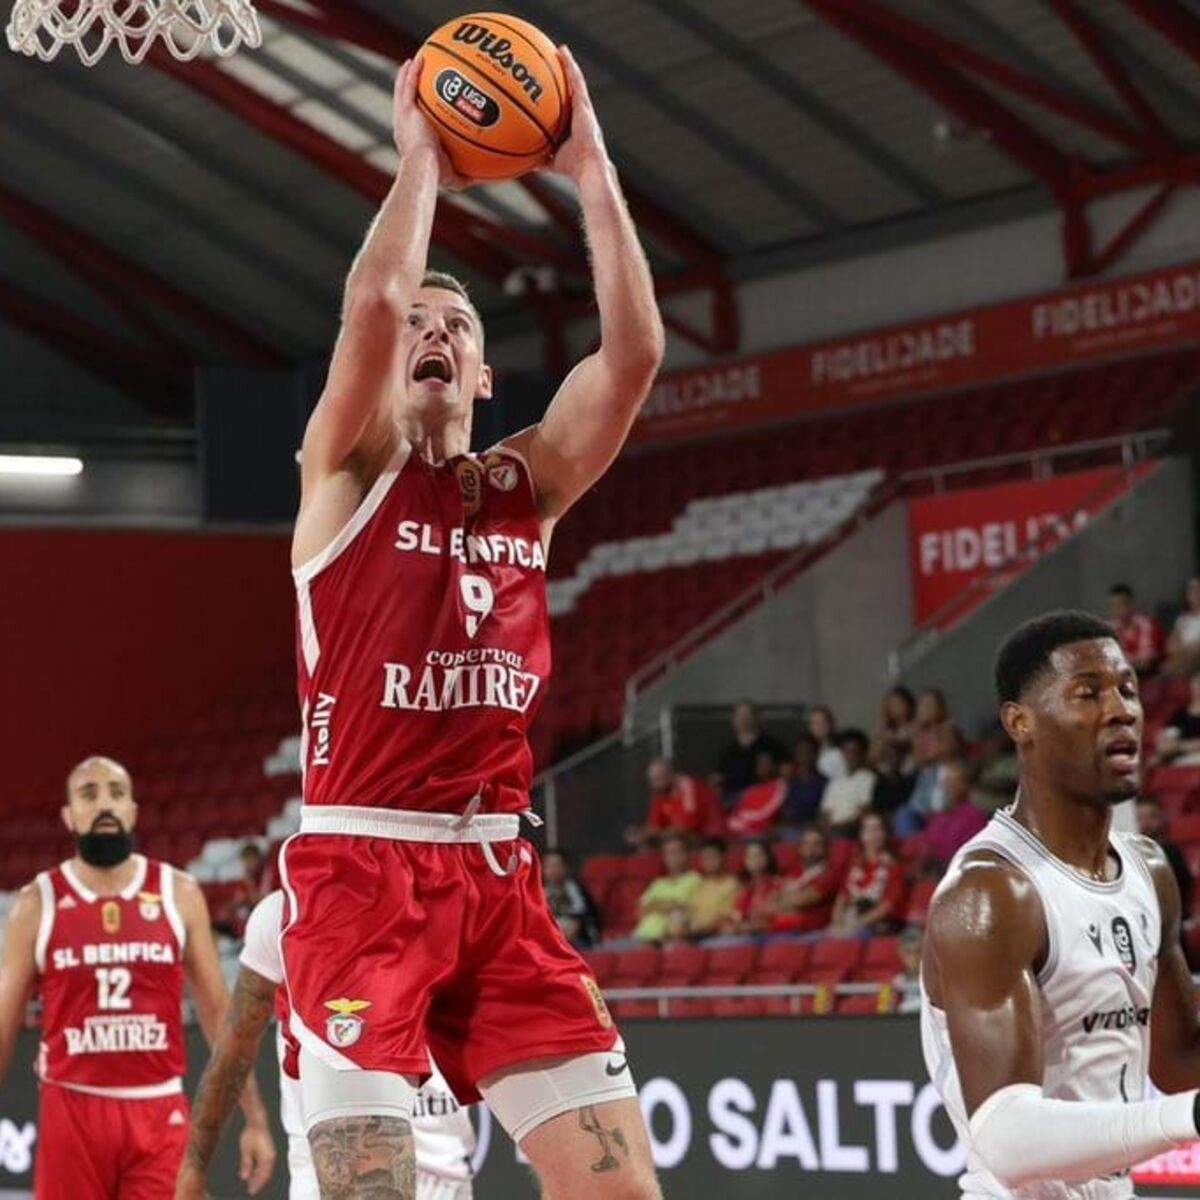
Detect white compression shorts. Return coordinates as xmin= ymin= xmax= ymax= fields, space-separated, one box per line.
xmin=479 ymin=1037 xmax=638 ymax=1145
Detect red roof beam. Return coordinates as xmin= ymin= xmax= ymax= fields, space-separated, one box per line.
xmin=146 ymin=48 xmax=528 ymax=283
xmin=0 ymin=278 xmax=185 ymax=394
xmin=0 ymin=181 xmax=284 ymax=367
xmin=1048 ymin=0 xmax=1174 ymax=153
xmin=1079 ymin=150 xmax=1200 ymax=197
xmin=806 ymin=0 xmax=1073 ymax=191
xmin=1089 ymin=182 xmax=1178 ymax=274
xmin=1121 ymin=0 xmax=1200 ymax=75
xmin=811 ymin=0 xmax=1148 ymax=157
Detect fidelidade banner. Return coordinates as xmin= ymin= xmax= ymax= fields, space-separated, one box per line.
xmin=907 ymin=465 xmax=1150 ymax=626
xmin=635 ymin=258 xmax=1200 ymax=444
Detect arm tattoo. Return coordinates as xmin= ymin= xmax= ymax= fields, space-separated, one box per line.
xmin=184 ymin=969 xmax=275 ymax=1170
xmin=309 ymin=1115 xmax=416 ymax=1199
xmin=578 ymin=1104 xmax=629 ymax=1173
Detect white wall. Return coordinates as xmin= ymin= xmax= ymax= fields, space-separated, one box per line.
xmin=488 ymin=187 xmax=1200 ymax=375
xmin=630 ymin=500 xmax=914 ymax=731
xmin=0 ymin=459 xmax=200 ymax=524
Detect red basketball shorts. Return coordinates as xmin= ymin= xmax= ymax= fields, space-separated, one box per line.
xmin=278 ymin=809 xmax=618 ymax=1103
xmin=35 ymin=1084 xmax=189 ymax=1200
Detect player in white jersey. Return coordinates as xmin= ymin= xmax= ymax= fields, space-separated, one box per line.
xmin=922 ymin=610 xmax=1200 ymax=1198
xmin=176 ymin=892 xmax=475 ymax=1198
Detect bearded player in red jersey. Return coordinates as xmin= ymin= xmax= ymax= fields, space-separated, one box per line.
xmin=0 ymin=756 xmax=276 ymax=1198
xmin=203 ymin=50 xmax=660 ymax=1199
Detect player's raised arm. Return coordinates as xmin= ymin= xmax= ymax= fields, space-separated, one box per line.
xmin=298 ymin=58 xmax=460 ymax=506
xmin=521 ymin=47 xmax=665 ymax=522
xmin=927 ymin=854 xmax=1200 ymax=1187
xmin=0 ymin=884 xmax=40 ymax=1086
xmin=1141 ymin=835 xmax=1200 ymax=1090
xmin=175 ymin=872 xmax=276 ymax=1194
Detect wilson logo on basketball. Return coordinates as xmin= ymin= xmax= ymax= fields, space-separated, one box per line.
xmin=435 ymin=68 xmax=500 ymax=128
xmin=452 ymin=22 xmax=546 ymax=102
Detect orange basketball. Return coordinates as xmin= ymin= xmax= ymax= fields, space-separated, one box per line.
xmin=418 ymin=12 xmax=569 ymax=181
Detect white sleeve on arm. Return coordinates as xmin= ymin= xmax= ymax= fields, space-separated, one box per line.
xmin=970 ymin=1083 xmax=1198 ymax=1187
xmin=238 ymin=890 xmax=285 ymax=985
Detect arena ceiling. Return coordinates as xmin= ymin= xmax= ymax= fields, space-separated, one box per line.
xmin=4 ymin=0 xmax=1200 ymax=449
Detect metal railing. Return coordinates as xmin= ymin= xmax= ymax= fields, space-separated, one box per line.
xmin=603 ymin=980 xmax=908 ymax=1019
xmin=900 ymin=427 xmax=1171 ymax=492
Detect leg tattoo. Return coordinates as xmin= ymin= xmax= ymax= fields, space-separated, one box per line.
xmin=578 ymin=1105 xmax=630 ymax=1174
xmin=309 ymin=1115 xmax=416 ymax=1199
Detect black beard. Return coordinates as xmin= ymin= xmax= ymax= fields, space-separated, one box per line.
xmin=77 ymin=829 xmax=134 ymax=868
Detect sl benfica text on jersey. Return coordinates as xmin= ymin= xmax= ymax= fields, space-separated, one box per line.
xmin=35 ymin=856 xmax=187 ymax=1096
xmin=294 ymin=446 xmax=552 ymax=815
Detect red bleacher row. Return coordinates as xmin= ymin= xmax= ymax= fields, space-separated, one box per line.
xmin=582 ymin=937 xmax=911 ymax=1020
xmin=548 ymin=350 xmax=1193 ymax=582
xmin=583 ymin=839 xmax=935 ymax=943
xmin=0 ymin=684 xmax=298 ymax=891
xmin=573 ymin=756 xmax=1200 ymax=1019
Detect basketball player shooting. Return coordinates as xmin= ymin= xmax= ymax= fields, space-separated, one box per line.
xmin=0 ymin=756 xmax=276 ymax=1199
xmin=190 ymin=49 xmax=664 ymax=1199
xmin=922 ymin=611 xmax=1200 ymax=1197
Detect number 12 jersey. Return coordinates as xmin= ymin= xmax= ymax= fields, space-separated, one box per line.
xmin=35 ymin=855 xmax=187 ymax=1096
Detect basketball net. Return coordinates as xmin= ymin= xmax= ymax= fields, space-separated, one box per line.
xmin=6 ymin=0 xmax=262 ymax=64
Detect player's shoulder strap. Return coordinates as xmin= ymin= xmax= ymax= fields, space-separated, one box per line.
xmin=32 ymin=870 xmax=56 ymax=974
xmin=152 ymin=860 xmax=188 ymax=951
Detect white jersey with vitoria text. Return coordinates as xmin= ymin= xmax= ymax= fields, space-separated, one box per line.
xmin=240 ymin=892 xmax=475 ymax=1198
xmin=921 ymin=808 xmax=1160 ymax=1200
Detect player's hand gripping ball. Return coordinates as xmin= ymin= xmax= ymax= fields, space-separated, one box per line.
xmin=417 ymin=12 xmax=570 ymax=181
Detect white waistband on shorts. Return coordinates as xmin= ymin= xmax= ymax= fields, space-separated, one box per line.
xmin=45 ymin=1076 xmax=183 ymax=1099
xmin=299 ymin=804 xmax=521 ymax=844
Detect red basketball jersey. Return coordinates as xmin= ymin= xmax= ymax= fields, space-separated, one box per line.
xmin=34 ymin=856 xmax=187 ymax=1095
xmin=294 ymin=444 xmax=550 ymax=814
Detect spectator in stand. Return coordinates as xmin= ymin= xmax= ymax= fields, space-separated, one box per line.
xmin=629 ymin=757 xmax=722 ymax=846
xmin=894 ymin=688 xmax=964 ymax=835
xmin=727 ymin=751 xmax=789 ymax=838
xmin=213 ymin=841 xmax=266 ymax=939
xmin=720 ymin=839 xmax=782 ymax=936
xmin=1108 ymin=582 xmax=1164 ymax=676
xmin=911 ymin=687 xmax=962 ymax=770
xmin=922 ymin=759 xmax=990 ymax=871
xmin=876 ymin=686 xmax=917 ymax=771
xmin=769 ymin=826 xmax=840 ymax=935
xmin=542 ymin=847 xmax=601 ymax=949
xmin=807 ymin=705 xmax=847 ymax=780
xmin=819 ymin=729 xmax=876 ymax=838
xmin=1136 ymin=796 xmax=1193 ymax=917
xmin=783 ymin=733 xmax=828 ymax=826
xmin=870 ymin=740 xmax=914 ymax=817
xmin=632 ymin=835 xmax=700 ymax=944
xmin=712 ymin=701 xmax=789 ymax=802
xmin=831 ymin=812 xmax=907 ymax=937
xmin=1167 ymin=577 xmax=1200 ymax=673
xmin=894 ymin=926 xmax=923 ymax=1015
xmin=1156 ymin=669 xmax=1200 ymax=767
xmin=679 ymin=838 xmax=739 ymax=941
